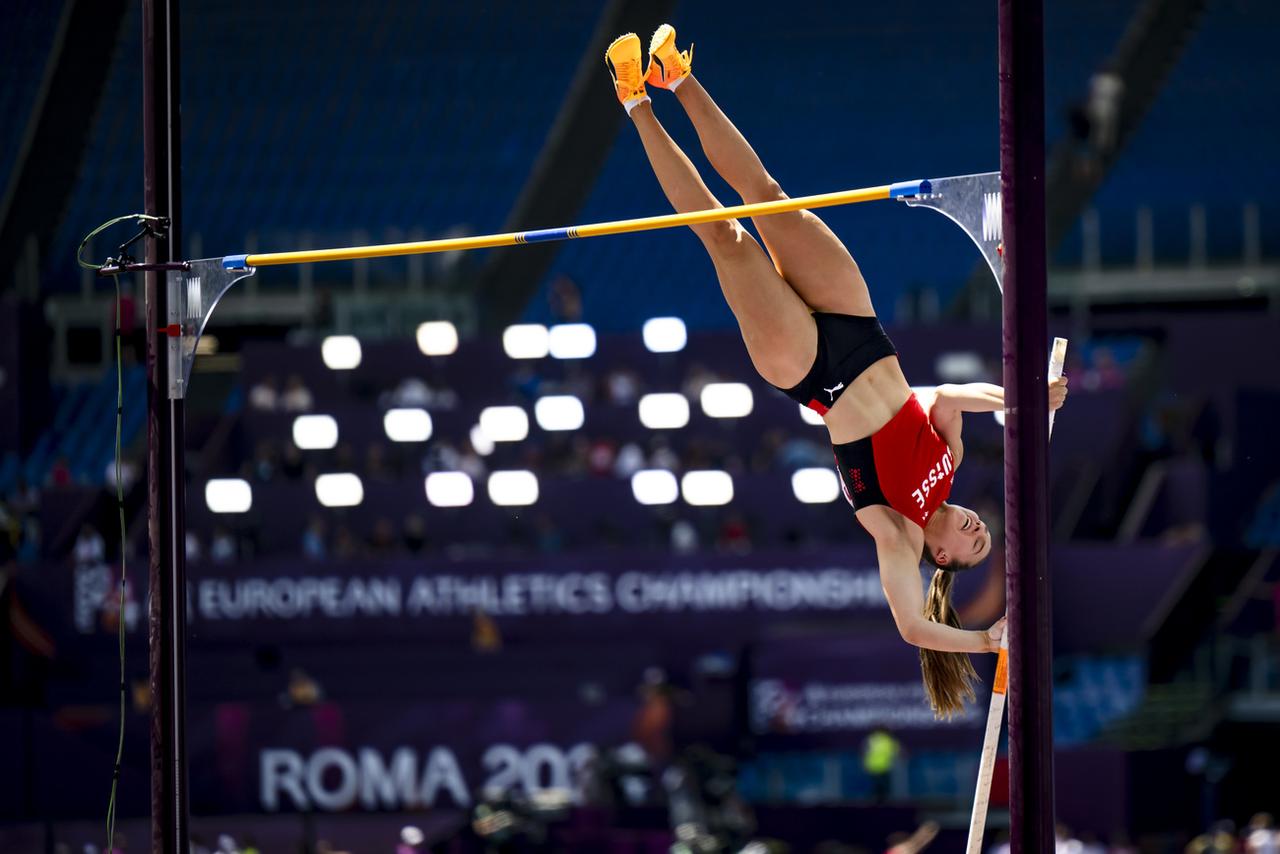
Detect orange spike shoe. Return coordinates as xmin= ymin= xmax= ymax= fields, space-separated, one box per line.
xmin=646 ymin=24 xmax=693 ymax=90
xmin=605 ymin=32 xmax=650 ymax=113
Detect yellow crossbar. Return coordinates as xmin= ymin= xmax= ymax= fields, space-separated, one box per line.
xmin=231 ymin=181 xmax=923 ymax=269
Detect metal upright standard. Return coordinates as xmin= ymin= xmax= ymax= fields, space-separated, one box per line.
xmin=141 ymin=0 xmax=189 ymax=849
xmin=998 ymin=0 xmax=1055 ymax=850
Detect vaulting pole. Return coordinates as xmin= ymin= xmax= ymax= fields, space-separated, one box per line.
xmin=998 ymin=0 xmax=1055 ymax=850
xmin=142 ymin=0 xmax=189 ymax=848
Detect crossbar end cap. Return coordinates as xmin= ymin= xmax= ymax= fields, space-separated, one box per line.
xmin=889 ymin=179 xmax=932 ymax=199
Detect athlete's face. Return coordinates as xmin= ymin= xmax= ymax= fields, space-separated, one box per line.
xmin=926 ymin=503 xmax=992 ymax=568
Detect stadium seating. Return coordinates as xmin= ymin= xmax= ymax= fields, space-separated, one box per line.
xmin=172 ymin=324 xmax=1144 ymax=556
xmin=45 ymin=0 xmax=597 ymax=289
xmin=36 ymin=1 xmax=1276 ymax=306
xmin=1 ymin=364 xmax=145 ymax=494
xmin=0 ymin=1 xmax=63 ymax=197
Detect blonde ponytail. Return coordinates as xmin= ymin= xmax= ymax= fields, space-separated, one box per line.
xmin=919 ymin=569 xmax=980 ymax=718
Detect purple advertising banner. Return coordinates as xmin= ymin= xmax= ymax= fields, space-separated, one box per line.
xmin=181 ymin=548 xmax=892 ymax=641
xmin=749 ymin=633 xmax=997 ymax=750
xmin=18 ymin=543 xmax=1197 ymax=651
xmin=7 ymin=697 xmax=644 ymax=820
xmin=187 ymin=697 xmax=642 ymax=814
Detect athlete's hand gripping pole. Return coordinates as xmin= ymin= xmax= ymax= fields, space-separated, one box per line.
xmin=965 ymin=337 xmax=1067 ymax=854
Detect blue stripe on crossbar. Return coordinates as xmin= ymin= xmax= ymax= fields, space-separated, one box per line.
xmin=223 ymin=254 xmax=250 ymax=269
xmin=889 ymin=179 xmax=932 ymax=198
xmin=520 ymin=227 xmax=573 ymax=244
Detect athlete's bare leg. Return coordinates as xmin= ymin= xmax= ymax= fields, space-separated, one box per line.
xmin=628 ymin=101 xmax=815 ymax=387
xmin=673 ymin=75 xmax=874 ymax=317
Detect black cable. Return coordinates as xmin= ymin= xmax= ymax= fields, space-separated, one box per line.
xmin=77 ymin=215 xmax=151 ymax=852
xmin=104 ymin=270 xmax=127 ymax=851
xmin=76 ymin=213 xmax=165 ymax=274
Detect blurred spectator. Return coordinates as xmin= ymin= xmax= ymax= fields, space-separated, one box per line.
xmin=1086 ymin=72 xmax=1124 ymax=154
xmin=7 ymin=477 xmax=39 ymax=515
xmin=396 ymin=825 xmax=426 ymax=854
xmin=670 ymin=519 xmax=699 ymax=554
xmin=862 ymin=728 xmax=901 ymax=804
xmin=1055 ymin=825 xmax=1084 ymax=853
xmin=251 ymin=441 xmax=277 ymax=482
xmin=48 ymin=456 xmax=71 ymax=487
xmin=282 ymin=667 xmax=323 ymax=708
xmin=369 ymin=518 xmax=398 ymax=556
xmin=471 ymin=609 xmax=502 ymax=653
xmin=247 ymin=374 xmax=279 ymax=411
xmin=649 ymin=437 xmax=680 ymax=472
xmin=778 ymin=435 xmax=828 ymax=470
xmin=104 ymin=456 xmax=139 ymax=491
xmin=457 ymin=440 xmax=487 ymax=480
xmin=280 ymin=374 xmax=314 ymax=412
xmin=1248 ymin=814 xmax=1279 ymax=854
xmin=333 ymin=525 xmax=359 ymax=560
xmin=587 ymin=439 xmax=617 ymax=476
xmin=280 ymin=444 xmax=305 ymax=480
xmin=886 ymin=820 xmax=938 ymax=854
xmin=16 ymin=516 xmax=40 ymax=564
xmin=632 ymin=668 xmax=674 ymax=762
xmin=614 ymin=442 xmax=646 ymax=478
xmin=422 ymin=440 xmax=460 ymax=474
xmin=334 ymin=443 xmax=357 ymax=472
xmin=685 ymin=439 xmax=714 ymax=471
xmin=1078 ymin=832 xmax=1106 ymax=854
xmin=383 ymin=376 xmax=430 ymax=408
xmin=381 ymin=376 xmax=458 ymax=411
xmin=558 ymin=437 xmax=590 ymax=477
xmin=558 ymin=363 xmax=596 ymax=402
xmin=717 ymin=513 xmax=752 ymax=554
xmin=752 ymin=430 xmax=786 ymax=473
xmin=301 ymin=517 xmax=327 ymax=560
xmin=185 ymin=531 xmax=202 ymax=562
xmin=511 ymin=365 xmax=547 ymax=400
xmin=73 ymin=523 xmax=106 ymax=568
xmin=1108 ymin=831 xmax=1137 ymax=854
xmin=403 ymin=515 xmax=427 ymax=555
xmin=606 ymin=368 xmax=642 ymax=406
xmin=210 ymin=527 xmax=237 ymax=563
xmin=535 ymin=513 xmax=563 ymax=554
xmin=97 ymin=564 xmax=140 ymax=634
xmin=365 ymin=444 xmax=392 ymax=481
xmin=1079 ymin=346 xmax=1125 ymax=392
xmin=682 ymin=363 xmax=720 ymax=401
xmin=1185 ymin=829 xmax=1237 ymax=853
xmin=549 ymin=274 xmax=583 ymax=323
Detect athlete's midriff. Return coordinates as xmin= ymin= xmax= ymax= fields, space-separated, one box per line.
xmin=834 ymin=393 xmax=956 ymax=529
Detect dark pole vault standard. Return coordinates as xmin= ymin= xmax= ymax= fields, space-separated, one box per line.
xmin=142 ymin=0 xmax=189 ymax=849
xmin=998 ymin=0 xmax=1054 ymax=851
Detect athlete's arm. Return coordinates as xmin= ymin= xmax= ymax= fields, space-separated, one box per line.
xmin=876 ymin=537 xmax=1000 ymax=654
xmin=916 ymin=384 xmax=994 ymax=465
xmin=925 ymin=378 xmax=1068 ymax=462
xmin=932 ymin=378 xmax=1068 ymax=418
xmin=933 ymin=382 xmax=1005 ymax=414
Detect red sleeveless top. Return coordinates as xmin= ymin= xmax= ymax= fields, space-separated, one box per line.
xmin=834 ymin=394 xmax=956 ymax=528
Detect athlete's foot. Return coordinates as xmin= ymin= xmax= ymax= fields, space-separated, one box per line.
xmin=646 ymin=24 xmax=693 ymax=90
xmin=605 ymin=33 xmax=650 ymax=114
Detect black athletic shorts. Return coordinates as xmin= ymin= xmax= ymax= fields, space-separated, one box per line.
xmin=774 ymin=312 xmax=898 ymax=414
